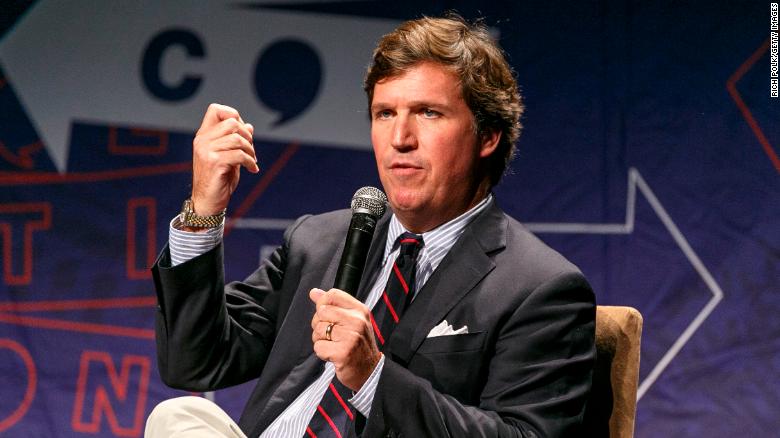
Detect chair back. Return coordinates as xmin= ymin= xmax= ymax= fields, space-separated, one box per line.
xmin=583 ymin=305 xmax=643 ymax=437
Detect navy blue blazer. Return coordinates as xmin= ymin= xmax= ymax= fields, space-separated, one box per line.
xmin=152 ymin=199 xmax=596 ymax=437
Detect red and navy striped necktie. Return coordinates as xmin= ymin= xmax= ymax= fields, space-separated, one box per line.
xmin=369 ymin=232 xmax=423 ymax=347
xmin=305 ymin=232 xmax=424 ymax=438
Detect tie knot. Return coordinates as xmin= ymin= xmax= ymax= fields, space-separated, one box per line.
xmin=397 ymin=232 xmax=423 ymax=259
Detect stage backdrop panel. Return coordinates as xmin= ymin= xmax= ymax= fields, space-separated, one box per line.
xmin=0 ymin=1 xmax=778 ymax=436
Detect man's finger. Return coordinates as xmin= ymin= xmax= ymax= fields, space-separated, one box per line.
xmin=315 ymin=305 xmax=358 ymax=328
xmin=311 ymin=321 xmax=323 ymax=343
xmin=216 ymin=117 xmax=255 ymax=145
xmin=199 ymin=118 xmax=254 ymax=149
xmin=312 ymin=339 xmax=333 ymax=363
xmin=210 ymin=132 xmax=256 ymax=162
xmin=320 ymin=288 xmax=365 ymax=310
xmin=309 ymin=288 xmax=326 ymax=304
xmin=207 ymin=148 xmax=259 ymax=174
xmin=311 ymin=320 xmax=340 ymax=344
xmin=200 ymin=103 xmax=241 ymax=130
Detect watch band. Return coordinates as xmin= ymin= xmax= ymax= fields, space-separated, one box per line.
xmin=180 ymin=198 xmax=226 ymax=228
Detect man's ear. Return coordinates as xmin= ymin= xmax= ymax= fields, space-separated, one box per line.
xmin=479 ymin=129 xmax=501 ymax=158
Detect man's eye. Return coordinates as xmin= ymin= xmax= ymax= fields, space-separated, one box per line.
xmin=375 ymin=110 xmax=392 ymax=119
xmin=422 ymin=108 xmax=439 ymax=118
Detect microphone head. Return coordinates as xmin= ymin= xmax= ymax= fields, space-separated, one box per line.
xmin=351 ymin=186 xmax=388 ymax=218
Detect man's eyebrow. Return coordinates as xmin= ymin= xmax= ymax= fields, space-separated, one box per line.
xmin=371 ymin=99 xmax=449 ymax=111
xmin=407 ymin=99 xmax=446 ymax=107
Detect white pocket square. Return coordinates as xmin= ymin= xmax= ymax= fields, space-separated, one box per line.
xmin=426 ymin=319 xmax=469 ymax=338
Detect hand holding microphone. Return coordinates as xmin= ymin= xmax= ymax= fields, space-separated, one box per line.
xmin=310 ymin=187 xmax=388 ymax=391
xmin=333 ymin=186 xmax=388 ymax=295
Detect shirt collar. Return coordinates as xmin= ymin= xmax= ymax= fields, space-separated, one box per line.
xmin=384 ymin=193 xmax=493 ymax=265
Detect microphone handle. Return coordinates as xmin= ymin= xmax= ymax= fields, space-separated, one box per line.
xmin=333 ymin=213 xmax=378 ymax=295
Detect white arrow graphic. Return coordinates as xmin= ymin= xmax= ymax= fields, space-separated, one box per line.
xmin=524 ymin=167 xmax=725 ymax=400
xmin=229 ymin=167 xmax=725 ymax=400
xmin=0 ymin=1 xmax=399 ymax=172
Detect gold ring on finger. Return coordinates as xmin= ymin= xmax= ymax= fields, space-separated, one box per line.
xmin=325 ymin=322 xmax=335 ymax=342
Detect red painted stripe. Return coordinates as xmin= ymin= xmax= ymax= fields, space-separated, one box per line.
xmin=317 ymin=405 xmax=343 ymax=438
xmin=392 ymin=263 xmax=409 ymax=294
xmin=399 ymin=238 xmax=419 ymax=244
xmin=382 ymin=292 xmax=399 ymax=323
xmin=0 ymin=162 xmax=191 ymax=186
xmin=329 ymin=383 xmax=355 ymax=421
xmin=370 ymin=313 xmax=385 ymax=345
xmin=0 ymin=312 xmax=155 ymax=339
xmin=306 ymin=427 xmax=317 ymax=438
xmin=0 ymin=296 xmax=157 ymax=312
xmin=726 ymin=38 xmax=780 ymax=174
xmin=225 ymin=142 xmax=300 ymax=236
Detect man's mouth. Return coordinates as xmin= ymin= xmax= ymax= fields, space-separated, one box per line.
xmin=389 ymin=162 xmax=423 ymax=176
xmin=390 ymin=160 xmax=422 ymax=170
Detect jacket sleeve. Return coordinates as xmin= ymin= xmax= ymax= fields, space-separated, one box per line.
xmin=151 ymin=215 xmax=309 ymax=391
xmin=363 ymin=271 xmax=596 ymax=438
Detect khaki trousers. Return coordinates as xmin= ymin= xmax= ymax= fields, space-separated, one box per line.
xmin=145 ymin=396 xmax=248 ymax=438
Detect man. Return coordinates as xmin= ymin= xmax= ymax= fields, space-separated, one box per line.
xmin=147 ymin=15 xmax=595 ymax=437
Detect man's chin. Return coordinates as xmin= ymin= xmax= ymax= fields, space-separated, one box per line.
xmin=386 ymin=190 xmax=423 ymax=211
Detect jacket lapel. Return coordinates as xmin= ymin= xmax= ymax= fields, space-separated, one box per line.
xmin=386 ymin=201 xmax=507 ymax=365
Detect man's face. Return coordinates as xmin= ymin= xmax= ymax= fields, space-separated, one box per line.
xmin=370 ymin=62 xmax=499 ymax=232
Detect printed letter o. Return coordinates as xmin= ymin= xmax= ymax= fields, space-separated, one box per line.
xmin=0 ymin=339 xmax=37 ymax=432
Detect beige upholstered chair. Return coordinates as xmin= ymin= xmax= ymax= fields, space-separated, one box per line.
xmin=583 ymin=306 xmax=643 ymax=437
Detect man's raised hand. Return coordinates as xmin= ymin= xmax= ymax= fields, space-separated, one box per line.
xmin=191 ymin=103 xmax=258 ymax=216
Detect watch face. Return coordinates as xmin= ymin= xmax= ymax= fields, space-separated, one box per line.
xmin=181 ymin=199 xmax=194 ymax=226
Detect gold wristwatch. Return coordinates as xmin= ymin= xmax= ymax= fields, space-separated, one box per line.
xmin=179 ymin=198 xmax=226 ymax=228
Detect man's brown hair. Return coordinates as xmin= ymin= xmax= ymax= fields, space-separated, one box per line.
xmin=365 ymin=14 xmax=524 ymax=186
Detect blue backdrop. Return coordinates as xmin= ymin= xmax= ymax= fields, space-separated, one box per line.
xmin=1 ymin=1 xmax=778 ymax=436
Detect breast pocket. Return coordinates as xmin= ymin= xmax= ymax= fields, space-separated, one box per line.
xmin=417 ymin=331 xmax=487 ymax=354
xmin=409 ymin=331 xmax=488 ymax=403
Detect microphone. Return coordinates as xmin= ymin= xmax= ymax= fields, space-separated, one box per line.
xmin=333 ymin=186 xmax=388 ymax=296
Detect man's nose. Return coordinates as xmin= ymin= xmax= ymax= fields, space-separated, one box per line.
xmin=390 ymin=116 xmax=417 ymax=151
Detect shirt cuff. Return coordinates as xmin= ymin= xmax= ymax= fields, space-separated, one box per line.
xmin=348 ymin=353 xmax=385 ymax=417
xmin=168 ymin=216 xmax=224 ymax=266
